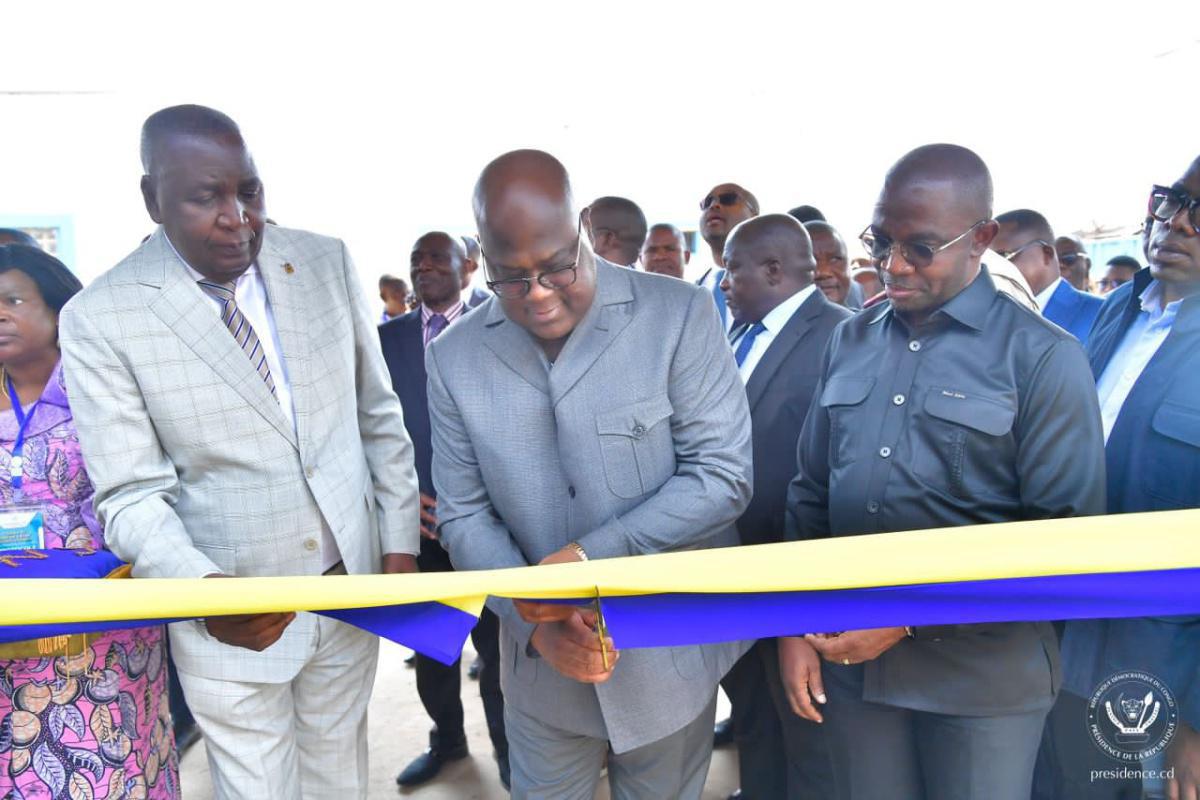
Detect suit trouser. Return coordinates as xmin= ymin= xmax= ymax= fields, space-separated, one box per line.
xmin=823 ymin=674 xmax=1049 ymax=800
xmin=415 ymin=605 xmax=507 ymax=756
xmin=758 ymin=638 xmax=839 ymax=799
xmin=720 ymin=640 xmax=788 ymax=798
xmin=1032 ymin=690 xmax=1143 ymax=800
xmin=505 ymin=690 xmax=717 ymax=800
xmin=177 ymin=615 xmax=379 ymax=800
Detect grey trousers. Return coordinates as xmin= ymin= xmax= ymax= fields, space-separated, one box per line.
xmin=505 ymin=691 xmax=718 ymax=800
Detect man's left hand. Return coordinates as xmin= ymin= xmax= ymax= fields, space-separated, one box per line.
xmin=1166 ymin=721 xmax=1200 ymax=800
xmin=382 ymin=553 xmax=419 ymax=574
xmin=806 ymin=627 xmax=907 ymax=665
xmin=513 ymin=545 xmax=586 ymax=623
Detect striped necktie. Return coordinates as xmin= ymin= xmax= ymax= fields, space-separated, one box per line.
xmin=733 ymin=321 xmax=767 ymax=367
xmin=197 ymin=280 xmax=277 ymax=397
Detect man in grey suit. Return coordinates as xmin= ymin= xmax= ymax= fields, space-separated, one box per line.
xmin=59 ymin=105 xmax=420 ymax=799
xmin=426 ymin=149 xmax=752 ymax=798
xmin=721 ymin=215 xmax=847 ymax=799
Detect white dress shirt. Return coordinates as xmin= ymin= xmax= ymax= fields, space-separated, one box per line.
xmin=167 ymin=235 xmax=342 ymax=571
xmin=732 ymin=285 xmax=816 ymax=383
xmin=1095 ymin=280 xmax=1182 ymax=442
xmin=1034 ymin=276 xmax=1063 ymax=311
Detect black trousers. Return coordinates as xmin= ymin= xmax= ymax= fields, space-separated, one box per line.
xmin=1032 ymin=690 xmax=1142 ymax=800
xmin=415 ymin=605 xmax=507 ymax=757
xmin=720 ymin=640 xmax=789 ymax=799
xmin=759 ymin=638 xmax=839 ymax=800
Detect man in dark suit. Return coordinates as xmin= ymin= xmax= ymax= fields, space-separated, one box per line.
xmin=720 ymin=214 xmax=847 ymax=799
xmin=379 ymin=231 xmax=508 ymax=790
xmin=993 ymin=209 xmax=1102 ymax=342
xmin=1056 ymin=157 xmax=1200 ymax=800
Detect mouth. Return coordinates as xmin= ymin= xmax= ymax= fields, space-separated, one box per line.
xmin=1155 ymin=241 xmax=1190 ymax=258
xmin=703 ymin=214 xmax=725 ymax=229
xmin=884 ymin=284 xmax=918 ymax=300
xmin=530 ymin=304 xmax=561 ymax=321
xmin=212 ymin=241 xmax=252 ymax=255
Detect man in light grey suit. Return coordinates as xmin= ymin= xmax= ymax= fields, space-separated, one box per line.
xmin=427 ymin=149 xmax=753 ymax=799
xmin=59 ymin=105 xmax=420 ymax=799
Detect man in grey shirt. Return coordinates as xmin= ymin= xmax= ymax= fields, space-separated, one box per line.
xmin=782 ymin=144 xmax=1105 ymax=800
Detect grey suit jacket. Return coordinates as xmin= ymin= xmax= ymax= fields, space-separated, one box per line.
xmin=59 ymin=226 xmax=420 ymax=683
xmin=426 ymin=261 xmax=753 ymax=753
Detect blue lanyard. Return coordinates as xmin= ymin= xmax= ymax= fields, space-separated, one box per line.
xmin=6 ymin=374 xmax=41 ymax=500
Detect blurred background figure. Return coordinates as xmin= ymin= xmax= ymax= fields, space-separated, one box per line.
xmin=460 ymin=236 xmax=490 ymax=307
xmin=585 ymin=196 xmax=647 ymax=267
xmin=640 ymin=223 xmax=691 ymax=279
xmin=850 ymin=263 xmax=883 ymax=302
xmin=1055 ymin=235 xmax=1093 ymax=292
xmin=805 ymin=220 xmax=863 ymax=309
xmin=380 ymin=273 xmax=410 ymax=323
xmin=1099 ymin=255 xmax=1140 ymax=294
xmin=698 ymin=183 xmax=760 ymax=331
xmin=787 ymin=205 xmax=826 ymax=224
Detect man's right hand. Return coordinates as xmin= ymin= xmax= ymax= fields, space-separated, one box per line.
xmin=203 ymin=574 xmax=296 ymax=651
xmin=419 ymin=493 xmax=439 ymax=540
xmin=530 ymin=609 xmax=618 ymax=684
xmin=778 ymin=635 xmax=827 ymax=723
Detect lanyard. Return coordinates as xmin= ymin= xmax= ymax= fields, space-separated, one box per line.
xmin=5 ymin=374 xmax=41 ymax=500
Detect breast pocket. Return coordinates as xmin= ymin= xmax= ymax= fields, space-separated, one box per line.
xmin=917 ymin=388 xmax=1016 ymax=498
xmin=596 ymin=395 xmax=675 ymax=499
xmin=819 ymin=376 xmax=875 ymax=469
xmin=1147 ymin=401 xmax=1200 ymax=506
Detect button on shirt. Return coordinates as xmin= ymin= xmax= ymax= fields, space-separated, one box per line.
xmin=731 ymin=285 xmax=816 ymax=383
xmin=167 ymin=236 xmax=343 ymax=572
xmin=1095 ymin=280 xmax=1181 ymax=442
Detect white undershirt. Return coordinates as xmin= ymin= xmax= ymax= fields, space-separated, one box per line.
xmin=1034 ymin=276 xmax=1063 ymax=311
xmin=733 ymin=285 xmax=817 ymax=383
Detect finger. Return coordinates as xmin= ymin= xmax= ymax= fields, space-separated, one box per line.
xmin=1166 ymin=777 xmax=1178 ymax=800
xmin=809 ymin=666 xmax=827 ymax=705
xmin=1183 ymin=778 xmax=1198 ymax=800
xmin=420 ymin=508 xmax=438 ymax=525
xmin=513 ymin=600 xmax=576 ymax=623
xmin=793 ymin=684 xmax=824 ymax=723
xmin=419 ymin=525 xmax=439 ymax=541
xmin=806 ymin=634 xmax=848 ymax=661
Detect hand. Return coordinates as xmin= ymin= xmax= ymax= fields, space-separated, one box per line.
xmin=202 ymin=575 xmax=295 ymax=650
xmin=512 ymin=545 xmax=588 ymax=623
xmin=419 ymin=493 xmax=439 ymax=541
xmin=382 ymin=553 xmax=418 ymax=574
xmin=530 ymin=609 xmax=618 ymax=683
xmin=778 ymin=636 xmax=827 ymax=723
xmin=1167 ymin=721 xmax=1200 ymax=800
xmin=805 ymin=627 xmax=907 ymax=665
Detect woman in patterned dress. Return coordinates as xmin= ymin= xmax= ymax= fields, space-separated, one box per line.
xmin=0 ymin=244 xmax=178 ymax=800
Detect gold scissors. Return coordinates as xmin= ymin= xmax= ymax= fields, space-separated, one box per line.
xmin=592 ymin=587 xmax=610 ymax=671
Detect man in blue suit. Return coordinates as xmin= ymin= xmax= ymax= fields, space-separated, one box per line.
xmin=1055 ymin=157 xmax=1200 ymax=799
xmin=993 ymin=209 xmax=1102 ymax=343
xmin=379 ymin=231 xmax=508 ymax=790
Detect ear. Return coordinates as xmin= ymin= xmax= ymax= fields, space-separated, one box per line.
xmin=764 ymin=259 xmax=784 ymax=284
xmin=683 ymin=250 xmax=691 ymax=265
xmin=973 ymin=220 xmax=999 ymax=255
xmin=140 ymin=175 xmax=163 ymax=224
xmin=581 ymin=206 xmax=595 ymax=244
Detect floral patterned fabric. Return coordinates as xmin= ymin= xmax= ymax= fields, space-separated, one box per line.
xmin=0 ymin=362 xmax=177 ymax=800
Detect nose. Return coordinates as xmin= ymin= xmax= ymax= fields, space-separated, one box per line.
xmin=1169 ymin=204 xmax=1198 ymax=235
xmin=525 ymin=276 xmax=557 ymax=304
xmin=217 ymin=196 xmax=251 ymax=230
xmin=880 ymin=246 xmax=914 ymax=276
xmin=719 ymin=273 xmax=731 ymax=292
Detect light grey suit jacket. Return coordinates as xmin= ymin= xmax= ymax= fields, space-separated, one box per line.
xmin=427 ymin=260 xmax=753 ymax=753
xmin=59 ymin=226 xmax=420 ymax=683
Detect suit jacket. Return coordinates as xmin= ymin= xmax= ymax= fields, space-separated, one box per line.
xmin=739 ymin=289 xmax=850 ymax=545
xmin=427 ymin=262 xmax=752 ymax=753
xmin=378 ymin=309 xmax=450 ymax=572
xmin=1042 ymin=278 xmax=1103 ymax=343
xmin=467 ymin=286 xmax=490 ymax=308
xmin=1061 ymin=268 xmax=1200 ymax=726
xmin=59 ymin=226 xmax=420 ymax=683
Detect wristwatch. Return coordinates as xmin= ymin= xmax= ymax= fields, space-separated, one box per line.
xmin=565 ymin=541 xmax=589 ymax=561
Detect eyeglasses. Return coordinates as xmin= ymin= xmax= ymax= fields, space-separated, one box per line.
xmin=1148 ymin=184 xmax=1200 ymax=231
xmin=700 ymin=191 xmax=743 ymax=211
xmin=1059 ymin=252 xmax=1089 ymax=266
xmin=1098 ymin=277 xmax=1129 ymax=291
xmin=995 ymin=240 xmax=1050 ymax=262
xmin=858 ymin=220 xmax=987 ymax=270
xmin=483 ymin=215 xmax=583 ymax=299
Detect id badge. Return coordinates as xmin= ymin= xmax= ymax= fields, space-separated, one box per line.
xmin=0 ymin=505 xmax=45 ymax=551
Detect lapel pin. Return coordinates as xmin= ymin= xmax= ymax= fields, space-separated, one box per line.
xmin=283 ymin=262 xmax=295 ymax=274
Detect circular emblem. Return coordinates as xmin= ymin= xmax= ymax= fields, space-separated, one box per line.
xmin=1087 ymin=670 xmax=1178 ymax=762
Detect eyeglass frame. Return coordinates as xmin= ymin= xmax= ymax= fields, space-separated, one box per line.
xmin=858 ymin=219 xmax=988 ymax=270
xmin=700 ymin=191 xmax=744 ymax=211
xmin=995 ymin=239 xmax=1052 ymax=263
xmin=1148 ymin=184 xmax=1200 ymax=232
xmin=482 ymin=213 xmax=585 ymax=299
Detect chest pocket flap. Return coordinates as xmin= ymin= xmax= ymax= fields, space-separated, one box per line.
xmin=596 ymin=394 xmax=674 ymax=438
xmin=819 ymin=376 xmax=875 ymax=408
xmin=1152 ymin=401 xmax=1200 ymax=448
xmin=924 ymin=389 xmax=1016 ymax=436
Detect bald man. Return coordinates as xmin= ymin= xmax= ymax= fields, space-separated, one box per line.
xmin=1055 ymin=234 xmax=1093 ymax=292
xmin=720 ymin=215 xmax=846 ymax=799
xmin=805 ymin=221 xmax=864 ymax=309
xmin=994 ymin=210 xmax=1102 ymax=342
xmin=586 ymin=195 xmax=647 ymax=267
xmin=784 ymin=144 xmax=1105 ymax=800
xmin=640 ymin=223 xmax=690 ymax=279
xmin=426 ymin=150 xmax=751 ymax=798
xmin=698 ymin=182 xmax=759 ymax=330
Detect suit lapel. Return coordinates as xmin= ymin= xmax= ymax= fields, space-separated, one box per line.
xmin=548 ymin=262 xmax=634 ymax=407
xmin=482 ymin=301 xmax=551 ymax=396
xmin=744 ymin=289 xmax=821 ymax=412
xmin=256 ymin=233 xmax=310 ymax=453
xmin=144 ymin=229 xmax=298 ymax=450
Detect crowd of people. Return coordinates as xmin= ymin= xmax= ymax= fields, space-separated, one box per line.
xmin=0 ymin=102 xmax=1197 ymax=800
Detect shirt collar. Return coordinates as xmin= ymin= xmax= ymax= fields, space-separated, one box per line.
xmin=1139 ymin=280 xmax=1183 ymax=327
xmin=166 ymin=233 xmax=259 ymax=287
xmin=869 ymin=265 xmax=995 ymax=332
xmin=421 ymin=300 xmax=466 ymax=325
xmin=1035 ymin=276 xmax=1063 ymax=309
xmin=759 ymin=284 xmax=816 ymax=333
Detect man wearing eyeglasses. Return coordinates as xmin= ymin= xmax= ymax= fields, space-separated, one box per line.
xmin=1098 ymin=255 xmax=1140 ymax=295
xmin=697 ymin=183 xmax=759 ymax=331
xmin=783 ymin=144 xmax=1105 ymax=800
xmin=426 ymin=149 xmax=752 ymax=798
xmin=993 ymin=209 xmax=1103 ymax=343
xmin=1057 ymin=159 xmax=1200 ymax=800
xmin=1055 ymin=235 xmax=1094 ymax=293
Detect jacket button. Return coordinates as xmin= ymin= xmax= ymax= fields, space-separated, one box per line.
xmin=892 ymin=394 xmax=906 ymax=406
xmin=568 ymin=486 xmax=576 ymax=498
xmin=632 ymin=424 xmax=646 ymax=438
xmin=305 ymin=466 xmax=315 ymax=479
xmin=304 ymin=538 xmax=318 ymax=551
xmin=867 ymin=501 xmax=880 ymax=514
xmin=908 ymin=341 xmax=921 ymax=352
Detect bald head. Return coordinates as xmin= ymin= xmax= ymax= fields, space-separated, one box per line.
xmin=1055 ymin=234 xmax=1092 ymax=290
xmin=141 ymin=104 xmax=245 ymax=176
xmin=993 ymin=209 xmax=1060 ymax=296
xmin=881 ymin=144 xmax=993 ymax=223
xmin=586 ymin=196 xmax=647 ymax=267
xmin=721 ymin=214 xmax=817 ymax=324
xmin=473 ymin=150 xmax=577 ymax=256
xmin=641 ymin=223 xmax=690 ymax=279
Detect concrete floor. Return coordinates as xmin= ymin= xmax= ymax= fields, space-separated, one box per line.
xmin=180 ymin=639 xmax=739 ymax=798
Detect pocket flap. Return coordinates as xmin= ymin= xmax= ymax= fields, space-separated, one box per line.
xmin=1151 ymin=402 xmax=1200 ymax=448
xmin=819 ymin=376 xmax=875 ymax=408
xmin=596 ymin=395 xmax=674 ymax=437
xmin=925 ymin=389 xmax=1016 ymax=436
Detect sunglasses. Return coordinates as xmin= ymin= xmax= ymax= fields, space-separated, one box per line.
xmin=858 ymin=220 xmax=987 ymax=270
xmin=1149 ymin=184 xmax=1200 ymax=231
xmin=995 ymin=240 xmax=1051 ymax=262
xmin=1059 ymin=253 xmax=1088 ymax=266
xmin=700 ymin=191 xmax=743 ymax=211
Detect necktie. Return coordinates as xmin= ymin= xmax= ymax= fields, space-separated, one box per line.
xmin=733 ymin=321 xmax=767 ymax=367
xmin=425 ymin=313 xmax=448 ymax=347
xmin=197 ymin=280 xmax=276 ymax=397
xmin=712 ymin=269 xmax=728 ymax=327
